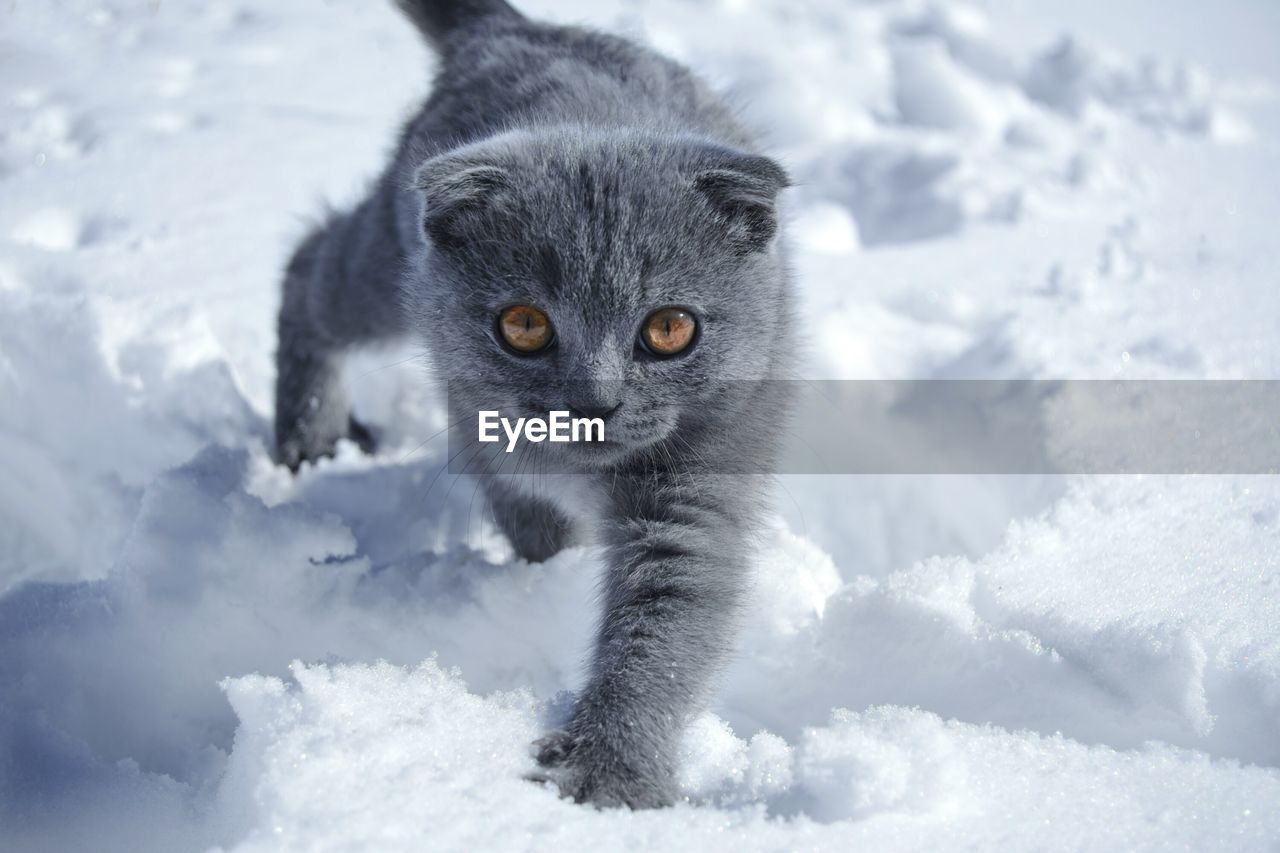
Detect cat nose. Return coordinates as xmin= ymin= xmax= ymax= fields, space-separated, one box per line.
xmin=569 ymin=400 xmax=621 ymax=420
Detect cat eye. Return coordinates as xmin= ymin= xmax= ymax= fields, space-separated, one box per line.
xmin=498 ymin=304 xmax=554 ymax=354
xmin=640 ymin=307 xmax=697 ymax=357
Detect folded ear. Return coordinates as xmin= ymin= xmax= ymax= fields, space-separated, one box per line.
xmin=413 ymin=157 xmax=510 ymax=249
xmin=693 ymin=152 xmax=790 ymax=254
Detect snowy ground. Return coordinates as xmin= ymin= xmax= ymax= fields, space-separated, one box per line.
xmin=2 ymin=0 xmax=1279 ymax=850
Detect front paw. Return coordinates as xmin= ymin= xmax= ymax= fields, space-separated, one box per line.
xmin=529 ymin=729 xmax=675 ymax=809
xmin=277 ymin=413 xmax=378 ymax=471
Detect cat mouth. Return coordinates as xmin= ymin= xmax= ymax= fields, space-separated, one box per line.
xmin=561 ymin=436 xmax=639 ymax=469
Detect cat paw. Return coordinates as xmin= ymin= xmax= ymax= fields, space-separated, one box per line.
xmin=277 ymin=414 xmax=378 ymax=471
xmin=527 ymin=729 xmax=675 ymax=809
xmin=488 ymin=487 xmax=573 ymax=563
xmin=345 ymin=414 xmax=378 ymax=455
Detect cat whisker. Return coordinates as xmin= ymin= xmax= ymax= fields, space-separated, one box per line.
xmin=396 ymin=413 xmax=472 ymax=465
xmin=352 ymin=349 xmax=429 ymax=381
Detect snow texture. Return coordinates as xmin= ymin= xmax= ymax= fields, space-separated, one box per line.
xmin=1 ymin=0 xmax=1278 ymax=851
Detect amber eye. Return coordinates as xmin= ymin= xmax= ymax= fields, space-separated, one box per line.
xmin=498 ymin=304 xmax=554 ymax=353
xmin=641 ymin=307 xmax=697 ymax=357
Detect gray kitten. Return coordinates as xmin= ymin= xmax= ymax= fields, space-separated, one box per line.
xmin=275 ymin=0 xmax=794 ymax=808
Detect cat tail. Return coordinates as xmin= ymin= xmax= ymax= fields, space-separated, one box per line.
xmin=393 ymin=0 xmax=524 ymax=48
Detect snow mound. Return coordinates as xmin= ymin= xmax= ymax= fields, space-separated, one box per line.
xmin=208 ymin=660 xmax=1280 ymax=852
xmin=728 ymin=477 xmax=1280 ymax=769
xmin=1023 ymin=36 xmax=1250 ymax=140
xmin=4 ymin=443 xmax=1278 ymax=850
xmin=669 ymin=0 xmax=1255 ymax=248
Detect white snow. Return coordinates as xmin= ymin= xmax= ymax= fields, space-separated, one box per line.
xmin=2 ymin=0 xmax=1278 ymax=851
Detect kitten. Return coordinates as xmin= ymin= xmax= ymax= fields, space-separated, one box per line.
xmin=274 ymin=0 xmax=794 ymax=808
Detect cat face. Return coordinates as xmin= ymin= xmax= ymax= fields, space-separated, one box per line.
xmin=406 ymin=128 xmax=792 ymax=469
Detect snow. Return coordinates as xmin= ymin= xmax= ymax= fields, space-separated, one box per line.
xmin=210 ymin=661 xmax=1280 ymax=852
xmin=1 ymin=0 xmax=1278 ymax=851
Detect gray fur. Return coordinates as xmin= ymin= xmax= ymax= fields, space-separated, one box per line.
xmin=274 ymin=0 xmax=794 ymax=808
xmin=393 ymin=0 xmax=520 ymax=48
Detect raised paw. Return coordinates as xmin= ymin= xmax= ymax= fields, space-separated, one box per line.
xmin=345 ymin=414 xmax=378 ymax=455
xmin=277 ymin=413 xmax=378 ymax=471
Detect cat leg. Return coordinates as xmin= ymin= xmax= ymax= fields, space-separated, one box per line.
xmin=274 ymin=207 xmax=407 ymax=469
xmin=486 ymin=481 xmax=574 ymax=563
xmin=532 ymin=474 xmax=753 ymax=808
xmin=274 ymin=325 xmax=372 ymax=470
